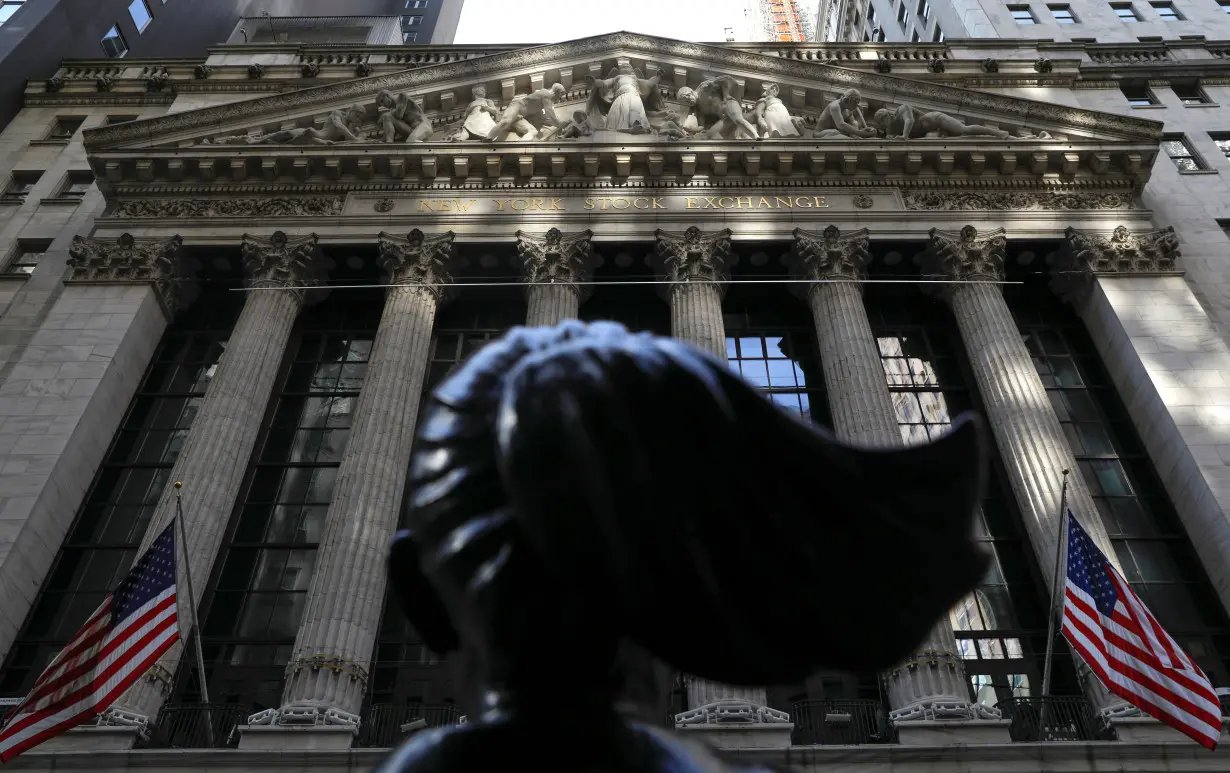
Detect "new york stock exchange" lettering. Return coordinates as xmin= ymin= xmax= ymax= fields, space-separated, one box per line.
xmin=410 ymin=194 xmax=830 ymax=214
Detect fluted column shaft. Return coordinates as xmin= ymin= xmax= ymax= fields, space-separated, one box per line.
xmin=277 ymin=230 xmax=455 ymax=723
xmin=790 ymin=227 xmax=976 ymax=722
xmin=669 ymin=283 xmax=726 ymax=360
xmin=516 ymin=228 xmax=597 ymax=327
xmin=114 ymin=232 xmax=320 ymax=722
xmin=526 ymin=283 xmax=580 ymax=325
xmin=927 ymin=227 xmax=1125 ymax=713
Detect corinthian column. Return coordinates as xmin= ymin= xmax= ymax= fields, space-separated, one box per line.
xmin=105 ymin=232 xmax=325 ymax=729
xmin=787 ymin=228 xmax=989 ymax=734
xmin=515 ymin=228 xmax=600 ymax=325
xmin=259 ymin=231 xmax=456 ymax=744
xmin=923 ymin=226 xmax=1130 ymax=717
xmin=652 ymin=227 xmax=735 ymax=360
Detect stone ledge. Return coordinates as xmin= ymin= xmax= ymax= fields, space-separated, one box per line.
xmin=235 ymin=723 xmax=357 ymax=751
xmin=676 ymin=722 xmax=794 ymax=749
xmin=32 ymin=725 xmax=141 ymax=753
xmin=896 ymin=718 xmax=1012 ymax=746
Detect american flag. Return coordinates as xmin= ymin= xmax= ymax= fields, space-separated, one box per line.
xmin=0 ymin=522 xmax=179 ymax=762
xmin=1060 ymin=512 xmax=1222 ymax=749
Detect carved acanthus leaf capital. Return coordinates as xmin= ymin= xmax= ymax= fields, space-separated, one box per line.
xmin=377 ymin=229 xmax=457 ymax=297
xmin=1051 ymin=225 xmax=1181 ymax=306
xmin=515 ymin=228 xmax=601 ymax=299
xmin=787 ymin=227 xmax=871 ymax=296
xmin=67 ymin=233 xmax=196 ymax=319
xmin=923 ymin=225 xmax=1007 ymax=284
xmin=652 ymin=227 xmax=736 ymax=286
xmin=241 ymin=231 xmax=324 ymax=297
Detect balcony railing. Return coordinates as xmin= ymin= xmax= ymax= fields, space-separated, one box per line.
xmin=790 ymin=700 xmax=895 ymax=745
xmin=997 ymin=696 xmax=1113 ymax=742
xmin=356 ymin=704 xmax=465 ymax=748
xmin=145 ymin=703 xmax=248 ymax=749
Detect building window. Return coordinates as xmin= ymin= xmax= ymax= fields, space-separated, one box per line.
xmin=106 ymin=115 xmax=138 ymax=125
xmin=0 ymin=1 xmax=25 ymax=26
xmin=1010 ymin=283 xmax=1230 ymax=689
xmin=127 ymin=0 xmax=153 ymax=32
xmin=1161 ymin=135 xmax=1206 ymax=171
xmin=3 ymin=239 xmax=51 ymax=275
xmin=101 ymin=25 xmax=129 ymax=58
xmin=405 ymin=14 xmax=424 ymax=25
xmin=0 ymin=294 xmax=241 ymax=700
xmin=1221 ymin=0 xmax=1230 ymax=13
xmin=1172 ymin=82 xmax=1211 ymax=105
xmin=1009 ymin=5 xmax=1038 ymax=24
xmin=917 ymin=0 xmax=931 ymax=23
xmin=1049 ymin=4 xmax=1078 ymax=22
xmin=933 ymin=24 xmax=944 ymax=41
xmin=3 ymin=171 xmax=42 ymax=201
xmin=868 ymin=6 xmax=878 ymax=25
xmin=1120 ymin=81 xmax=1157 ymax=106
xmin=56 ymin=172 xmax=95 ymax=201
xmin=407 ymin=0 xmax=428 ymax=6
xmin=911 ymin=28 xmax=921 ymax=41
xmin=1211 ymin=133 xmax=1230 ymax=162
xmin=1150 ymin=1 xmax=1182 ymax=19
xmin=47 ymin=116 xmax=85 ymax=141
xmin=402 ymin=31 xmax=417 ymax=42
xmin=1111 ymin=2 xmax=1141 ymax=20
xmin=897 ymin=3 xmax=908 ymax=27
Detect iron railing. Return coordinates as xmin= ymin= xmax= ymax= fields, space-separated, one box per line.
xmin=997 ymin=696 xmax=1113 ymax=742
xmin=357 ymin=704 xmax=464 ymax=748
xmin=145 ymin=703 xmax=248 ymax=749
xmin=790 ymin=700 xmax=895 ymax=745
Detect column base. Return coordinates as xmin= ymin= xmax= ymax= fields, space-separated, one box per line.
xmin=35 ymin=725 xmax=143 ymax=752
xmin=676 ymin=723 xmax=794 ymax=750
xmin=896 ymin=719 xmax=1012 ymax=746
xmin=236 ymin=724 xmax=358 ymax=751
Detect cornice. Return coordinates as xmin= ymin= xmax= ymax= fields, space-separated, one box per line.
xmin=80 ymin=31 xmax=1164 ymax=151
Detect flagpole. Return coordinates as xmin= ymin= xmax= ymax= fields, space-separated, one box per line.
xmin=1038 ymin=469 xmax=1070 ymax=735
xmin=174 ymin=483 xmax=212 ymax=715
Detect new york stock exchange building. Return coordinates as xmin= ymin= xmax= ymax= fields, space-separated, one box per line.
xmin=2 ymin=18 xmax=1230 ymax=773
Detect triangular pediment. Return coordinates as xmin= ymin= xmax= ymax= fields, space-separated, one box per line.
xmin=84 ymin=31 xmax=1161 ymax=153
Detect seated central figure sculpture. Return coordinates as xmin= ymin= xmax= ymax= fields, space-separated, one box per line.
xmin=377 ymin=321 xmax=990 ymax=773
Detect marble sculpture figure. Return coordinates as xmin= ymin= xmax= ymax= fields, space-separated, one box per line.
xmin=374 ymin=320 xmax=991 ymax=773
xmin=375 ymin=90 xmax=434 ymax=143
xmin=585 ymin=64 xmax=669 ymax=133
xmin=447 ymin=85 xmax=501 ymax=142
xmin=486 ymin=83 xmax=567 ymax=141
xmin=871 ymin=103 xmax=1012 ymax=140
xmin=205 ymin=105 xmax=366 ymax=145
xmin=676 ymin=75 xmax=760 ymax=139
xmin=754 ymin=82 xmax=803 ymax=138
xmin=813 ymin=89 xmax=878 ymax=139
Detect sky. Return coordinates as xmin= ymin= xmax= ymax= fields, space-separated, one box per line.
xmin=454 ymin=0 xmax=749 ymax=45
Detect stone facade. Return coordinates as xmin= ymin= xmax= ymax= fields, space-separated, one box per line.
xmin=0 ymin=26 xmax=1228 ymax=771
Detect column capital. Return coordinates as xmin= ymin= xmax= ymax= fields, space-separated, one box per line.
xmin=67 ymin=233 xmax=197 ymax=319
xmin=377 ymin=229 xmax=457 ymax=298
xmin=515 ymin=227 xmax=600 ymax=298
xmin=241 ymin=231 xmax=325 ymax=297
xmin=923 ymin=225 xmax=1007 ymax=287
xmin=1051 ymin=225 xmax=1182 ymax=306
xmin=651 ymin=227 xmax=736 ymax=298
xmin=787 ymin=226 xmax=871 ymax=297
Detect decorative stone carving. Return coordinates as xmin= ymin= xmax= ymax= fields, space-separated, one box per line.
xmin=377 ymin=229 xmax=457 ymax=292
xmin=95 ymin=75 xmax=115 ymax=92
xmin=67 ymin=233 xmax=194 ymax=318
xmin=814 ymin=89 xmax=877 ymax=139
xmin=146 ymin=67 xmax=172 ymax=92
xmin=754 ymin=82 xmax=803 ymax=138
xmin=853 ymin=194 xmax=874 ymax=209
xmin=488 ymin=84 xmax=567 ymax=141
xmin=1051 ymin=225 xmax=1182 ymax=305
xmin=446 ymin=85 xmax=501 ymax=141
xmin=871 ymin=103 xmax=1010 ymax=139
xmin=923 ymin=226 xmax=1008 ymax=284
xmin=788 ymin=226 xmax=871 ymax=286
xmin=559 ymin=110 xmax=594 ymax=139
xmin=356 ymin=61 xmax=374 ymax=77
xmin=927 ymin=59 xmax=946 ymax=73
xmin=374 ymin=198 xmax=395 ymax=213
xmin=248 ymin=63 xmax=266 ymax=80
xmin=904 ymin=191 xmax=1134 ymax=211
xmin=515 ymin=227 xmax=598 ymax=287
xmin=676 ymin=75 xmax=759 ymax=139
xmin=375 ymin=90 xmax=433 ymax=143
xmin=301 ymin=62 xmax=321 ymax=78
xmin=240 ymin=231 xmax=322 ymax=295
xmin=45 ymin=77 xmax=64 ymax=93
xmin=653 ymin=226 xmax=735 ymax=285
xmin=875 ymin=59 xmax=892 ymax=73
xmin=202 ymin=106 xmax=365 ymax=145
xmin=1034 ymin=58 xmax=1053 ymax=73
xmin=193 ymin=64 xmax=212 ymax=80
xmin=585 ymin=64 xmax=668 ymax=134
xmin=675 ymin=699 xmax=791 ymax=726
xmin=981 ymin=58 xmax=999 ymax=73
xmin=113 ymin=196 xmax=345 ymax=219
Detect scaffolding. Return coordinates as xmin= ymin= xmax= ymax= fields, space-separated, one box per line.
xmin=756 ymin=0 xmax=807 ymax=42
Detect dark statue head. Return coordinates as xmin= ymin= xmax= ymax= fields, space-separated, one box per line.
xmin=380 ymin=320 xmax=989 ymax=772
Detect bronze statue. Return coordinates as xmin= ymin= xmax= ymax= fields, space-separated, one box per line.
xmin=377 ymin=321 xmax=990 ymax=773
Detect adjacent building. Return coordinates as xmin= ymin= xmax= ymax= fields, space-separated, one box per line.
xmin=0 ymin=10 xmax=1227 ymax=772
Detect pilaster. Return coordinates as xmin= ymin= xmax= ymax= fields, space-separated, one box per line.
xmin=514 ymin=228 xmax=600 ymax=326
xmin=651 ymin=227 xmax=736 ymax=361
xmin=106 ymin=232 xmax=325 ymax=736
xmin=245 ymin=230 xmax=457 ymax=749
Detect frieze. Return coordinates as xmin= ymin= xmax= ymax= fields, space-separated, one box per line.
xmin=111 ymin=196 xmax=345 ymax=218
xmin=905 ymin=190 xmax=1135 ymax=211
xmin=82 ymin=32 xmax=1162 ymax=150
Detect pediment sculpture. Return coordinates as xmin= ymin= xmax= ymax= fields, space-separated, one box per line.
xmin=585 ymin=63 xmax=669 ymax=134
